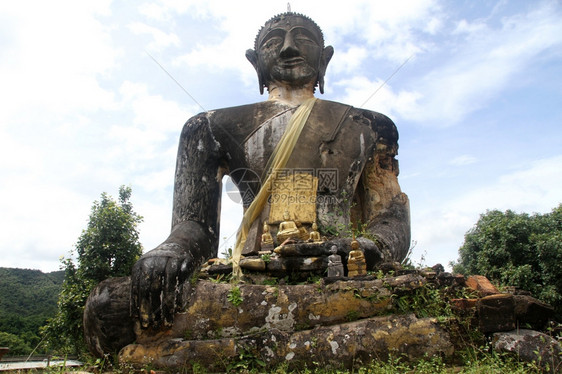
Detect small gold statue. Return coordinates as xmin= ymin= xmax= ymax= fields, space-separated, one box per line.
xmin=276 ymin=210 xmax=300 ymax=243
xmin=307 ymin=222 xmax=322 ymax=243
xmin=261 ymin=222 xmax=274 ymax=250
xmin=347 ymin=238 xmax=366 ymax=277
xmin=295 ymin=220 xmax=310 ymax=241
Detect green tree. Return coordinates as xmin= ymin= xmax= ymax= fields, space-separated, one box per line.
xmin=0 ymin=268 xmax=63 ymax=355
xmin=0 ymin=332 xmax=32 ymax=356
xmin=42 ymin=186 xmax=143 ymax=355
xmin=453 ymin=204 xmax=562 ymax=316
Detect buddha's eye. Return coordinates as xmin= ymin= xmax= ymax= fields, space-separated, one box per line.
xmin=293 ymin=30 xmax=319 ymax=46
xmin=262 ymin=37 xmax=282 ymax=50
xmin=295 ymin=36 xmax=316 ymax=45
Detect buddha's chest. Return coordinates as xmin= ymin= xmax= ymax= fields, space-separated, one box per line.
xmin=242 ymin=109 xmax=375 ymax=195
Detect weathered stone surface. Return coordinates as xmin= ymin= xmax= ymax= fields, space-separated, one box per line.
xmin=436 ymin=272 xmax=463 ymax=287
xmin=135 ymin=276 xmax=425 ymax=344
xmin=450 ymin=298 xmax=478 ymax=313
xmin=83 ymin=277 xmax=135 ymax=357
xmin=384 ymin=273 xmax=426 ymax=293
xmin=266 ymin=256 xmax=328 ymax=274
xmin=453 ymin=273 xmax=466 ymax=286
xmin=120 ymin=314 xmax=453 ymax=371
xmin=420 ymin=270 xmax=436 ymax=280
xmin=274 ymin=242 xmax=329 ymax=257
xmin=240 ymin=257 xmax=266 ymax=271
xmin=493 ymin=329 xmax=562 ymax=372
xmin=207 ymin=263 xmax=233 ymax=275
xmin=477 ymin=294 xmax=515 ymax=333
xmin=513 ymin=295 xmax=554 ymax=330
xmin=431 ymin=263 xmax=445 ymax=273
xmin=378 ymin=261 xmax=403 ymax=274
xmin=466 ymin=275 xmax=499 ymax=296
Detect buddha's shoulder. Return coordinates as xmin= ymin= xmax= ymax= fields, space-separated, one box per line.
xmin=318 ymin=100 xmax=398 ymax=143
xmin=318 ymin=100 xmax=395 ymax=125
xmin=206 ymin=101 xmax=293 ymax=123
xmin=182 ymin=101 xmax=294 ymax=141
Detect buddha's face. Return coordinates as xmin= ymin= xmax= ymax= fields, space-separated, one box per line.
xmin=257 ymin=15 xmax=323 ymax=87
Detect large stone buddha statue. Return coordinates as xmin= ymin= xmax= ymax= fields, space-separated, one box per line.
xmin=84 ymin=11 xmax=410 ymax=356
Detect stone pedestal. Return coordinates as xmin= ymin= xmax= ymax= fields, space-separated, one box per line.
xmin=119 ymin=275 xmax=454 ymax=371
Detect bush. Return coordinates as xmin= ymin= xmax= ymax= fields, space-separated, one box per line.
xmin=453 ymin=204 xmax=562 ymax=317
xmin=41 ymin=186 xmax=143 ymax=356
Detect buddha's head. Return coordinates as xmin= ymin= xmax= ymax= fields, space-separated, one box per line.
xmin=246 ymin=12 xmax=334 ymax=95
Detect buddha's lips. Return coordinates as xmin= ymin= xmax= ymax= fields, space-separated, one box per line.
xmin=280 ymin=57 xmax=305 ymax=67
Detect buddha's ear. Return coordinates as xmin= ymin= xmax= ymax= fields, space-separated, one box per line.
xmin=246 ymin=49 xmax=265 ymax=95
xmin=318 ymin=46 xmax=334 ymax=94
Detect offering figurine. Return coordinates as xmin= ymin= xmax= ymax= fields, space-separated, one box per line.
xmin=308 ymin=222 xmax=323 ymax=243
xmin=347 ymin=238 xmax=366 ymax=277
xmin=276 ymin=210 xmax=300 ymax=243
xmin=327 ymin=245 xmax=344 ymax=277
xmin=261 ymin=222 xmax=274 ymax=251
xmin=295 ymin=220 xmax=310 ymax=241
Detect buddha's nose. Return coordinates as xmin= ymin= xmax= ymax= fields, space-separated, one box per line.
xmin=280 ymin=33 xmax=299 ymax=58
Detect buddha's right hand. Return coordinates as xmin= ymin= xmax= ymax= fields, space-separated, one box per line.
xmin=130 ymin=243 xmax=194 ymax=329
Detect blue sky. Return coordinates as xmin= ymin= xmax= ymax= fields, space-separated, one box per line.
xmin=1 ymin=0 xmax=561 ymax=272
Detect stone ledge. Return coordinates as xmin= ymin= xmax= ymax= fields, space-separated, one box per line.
xmin=477 ymin=294 xmax=515 ymax=333
xmin=135 ymin=274 xmax=426 ymax=344
xmin=493 ymin=329 xmax=561 ymax=372
xmin=120 ymin=314 xmax=453 ymax=371
xmin=466 ymin=275 xmax=499 ymax=297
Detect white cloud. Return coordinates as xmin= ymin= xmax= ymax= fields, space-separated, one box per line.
xmin=453 ymin=19 xmax=488 ymax=36
xmin=0 ymin=1 xmax=118 ymax=126
xmin=128 ymin=22 xmax=181 ymax=52
xmin=330 ymin=46 xmax=368 ymax=75
xmin=0 ymin=177 xmax=93 ymax=272
xmin=411 ymin=155 xmax=562 ymax=267
xmin=449 ymin=155 xmax=477 ymax=166
xmin=424 ymin=16 xmax=443 ymax=35
xmin=136 ymin=197 xmax=174 ymax=254
xmin=118 ymin=81 xmax=193 ymax=132
xmin=331 ymin=76 xmax=421 ymax=118
xmin=158 ymin=0 xmax=444 ymax=87
xmin=398 ymin=2 xmax=562 ymax=126
xmin=304 ymin=0 xmax=442 ymax=62
xmin=138 ymin=2 xmax=173 ymax=21
xmin=218 ymin=183 xmax=244 ymax=256
xmin=0 ymin=3 xmax=189 ymax=271
xmin=102 ymin=81 xmax=195 ymax=174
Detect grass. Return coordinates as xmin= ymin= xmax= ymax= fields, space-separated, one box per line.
xmin=18 ymin=349 xmax=543 ymax=374
xmin=198 ymin=349 xmax=544 ymax=373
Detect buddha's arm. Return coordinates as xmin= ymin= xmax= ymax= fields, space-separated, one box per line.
xmin=358 ymin=133 xmax=411 ymax=263
xmin=131 ymin=113 xmax=226 ymax=329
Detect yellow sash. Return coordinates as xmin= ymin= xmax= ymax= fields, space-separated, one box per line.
xmin=231 ymin=97 xmax=318 ymax=281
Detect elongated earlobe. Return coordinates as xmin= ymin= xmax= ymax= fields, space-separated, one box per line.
xmin=246 ymin=49 xmax=265 ymax=95
xmin=318 ymin=46 xmax=334 ymax=94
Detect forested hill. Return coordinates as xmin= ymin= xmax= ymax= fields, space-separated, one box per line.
xmin=0 ymin=267 xmax=64 ymax=354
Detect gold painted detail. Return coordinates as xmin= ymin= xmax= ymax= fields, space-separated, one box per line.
xmin=268 ymin=173 xmax=318 ymax=224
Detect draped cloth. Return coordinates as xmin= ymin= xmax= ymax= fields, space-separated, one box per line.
xmin=231 ymin=97 xmax=318 ymax=282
